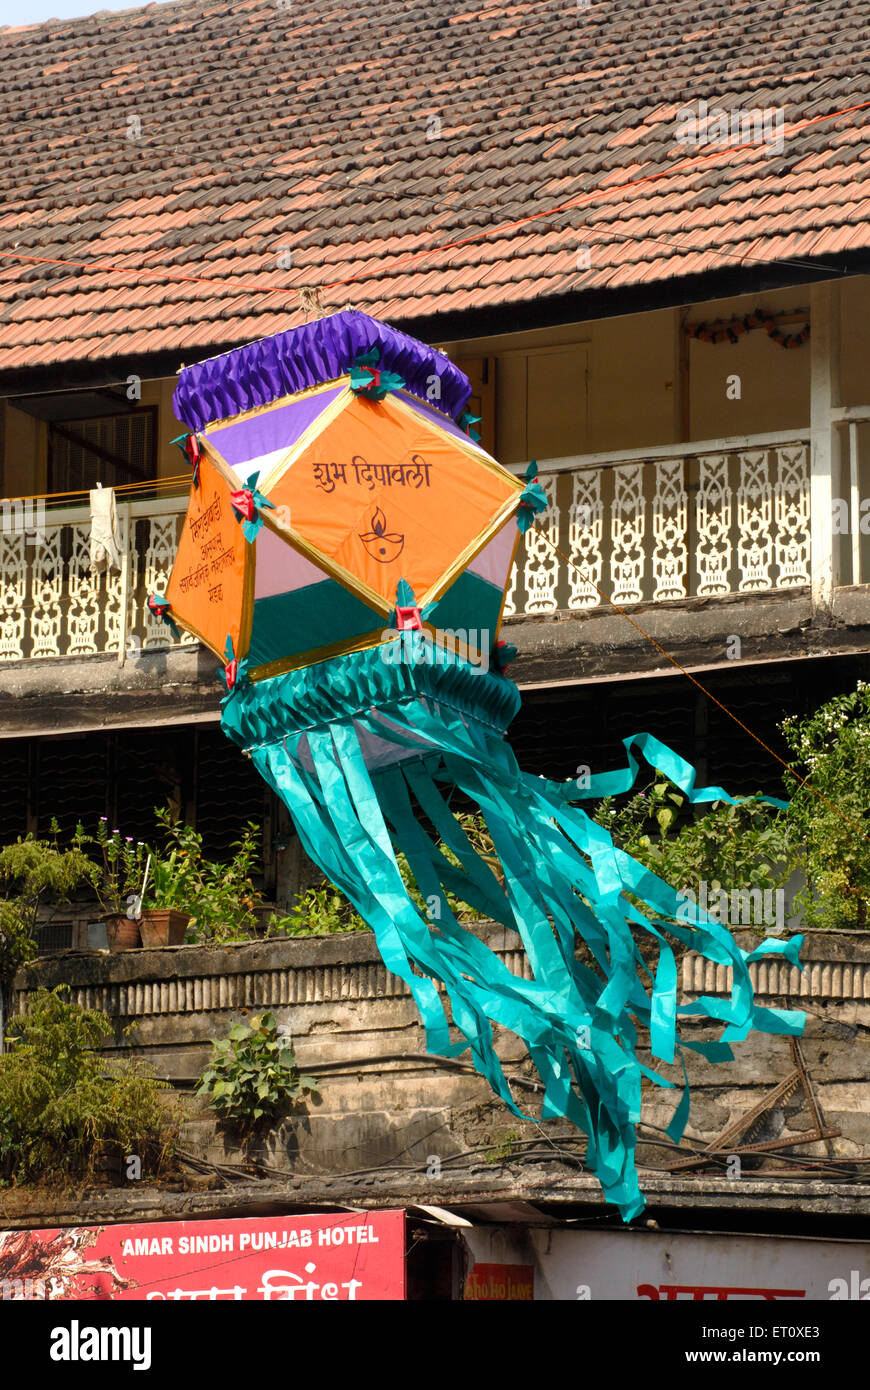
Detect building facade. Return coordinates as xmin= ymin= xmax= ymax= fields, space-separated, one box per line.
xmin=1 ymin=0 xmax=870 ymax=1292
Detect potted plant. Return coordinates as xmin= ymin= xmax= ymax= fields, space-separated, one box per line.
xmin=141 ymin=808 xmax=264 ymax=946
xmin=80 ymin=819 xmax=150 ymax=951
xmin=137 ymin=854 xmax=192 ymax=947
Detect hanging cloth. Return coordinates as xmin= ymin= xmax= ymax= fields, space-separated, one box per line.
xmin=89 ymin=485 xmax=122 ymax=572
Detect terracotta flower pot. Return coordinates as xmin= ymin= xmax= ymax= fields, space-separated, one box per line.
xmin=138 ymin=909 xmax=192 ymax=948
xmin=104 ymin=914 xmax=141 ymax=951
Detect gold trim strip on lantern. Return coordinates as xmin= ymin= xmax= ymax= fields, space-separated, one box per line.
xmin=247 ymin=626 xmax=390 ymax=682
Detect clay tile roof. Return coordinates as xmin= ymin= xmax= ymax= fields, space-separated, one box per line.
xmin=1 ymin=0 xmax=870 ymax=372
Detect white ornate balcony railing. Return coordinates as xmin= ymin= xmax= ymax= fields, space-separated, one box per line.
xmin=504 ymin=429 xmax=813 ymax=617
xmin=0 ymin=427 xmax=840 ymax=663
xmin=0 ymin=492 xmax=197 ymax=663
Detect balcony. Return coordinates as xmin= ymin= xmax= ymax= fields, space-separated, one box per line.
xmin=1 ymin=415 xmax=868 ymax=673
xmin=0 ymin=492 xmax=197 ymax=664
xmin=506 ymin=428 xmax=812 ymax=617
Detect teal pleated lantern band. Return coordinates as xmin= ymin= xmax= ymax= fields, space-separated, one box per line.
xmin=222 ymin=640 xmax=805 ymax=1221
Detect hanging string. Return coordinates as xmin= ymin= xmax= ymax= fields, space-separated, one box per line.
xmin=13 ymin=475 xmax=189 ymax=506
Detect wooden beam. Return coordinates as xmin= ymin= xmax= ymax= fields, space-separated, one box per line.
xmin=809 ymin=280 xmax=842 ymax=615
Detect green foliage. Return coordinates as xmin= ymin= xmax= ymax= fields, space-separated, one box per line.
xmin=0 ymin=986 xmax=177 ymax=1184
xmin=267 ymin=811 xmax=500 ymax=938
xmin=593 ymin=776 xmax=796 ymax=912
xmin=196 ymin=1011 xmax=318 ymax=1132
xmin=0 ymin=827 xmax=96 ymax=1009
xmin=482 ymin=1127 xmax=522 ymax=1163
xmin=781 ymin=683 xmax=870 ymax=928
xmin=144 ymin=809 xmax=264 ymax=944
xmin=267 ymin=885 xmax=367 ymax=938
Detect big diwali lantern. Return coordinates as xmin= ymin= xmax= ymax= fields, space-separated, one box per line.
xmin=158 ymin=311 xmax=804 ymax=1220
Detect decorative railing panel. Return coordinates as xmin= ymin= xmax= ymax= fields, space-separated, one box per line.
xmin=509 ymin=432 xmax=811 ymax=615
xmin=0 ymin=432 xmax=821 ymax=664
xmin=0 ymin=495 xmax=196 ymax=663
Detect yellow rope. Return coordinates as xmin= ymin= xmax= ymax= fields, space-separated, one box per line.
xmin=16 ymin=475 xmax=190 ymax=505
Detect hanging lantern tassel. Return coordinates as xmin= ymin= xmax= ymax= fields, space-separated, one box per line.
xmin=171 ymin=432 xmax=202 ymax=487
xmin=147 ymin=593 xmax=181 ymax=640
xmin=220 ymin=649 xmax=806 ymax=1223
xmin=230 ymin=470 xmax=276 ymax=542
xmin=350 ymin=348 xmax=405 ymax=401
xmin=517 ymin=460 xmax=548 ymax=534
xmin=223 ymin=635 xmax=239 ymax=691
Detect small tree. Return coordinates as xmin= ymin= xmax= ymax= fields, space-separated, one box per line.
xmin=196 ymin=1012 xmax=317 ymax=1141
xmin=0 ymin=828 xmax=96 ymax=1052
xmin=0 ymin=986 xmax=177 ymax=1183
xmin=781 ymin=683 xmax=870 ymax=928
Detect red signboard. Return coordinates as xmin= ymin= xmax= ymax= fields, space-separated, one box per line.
xmin=0 ymin=1211 xmax=406 ymax=1301
xmin=464 ymin=1262 xmax=534 ymax=1301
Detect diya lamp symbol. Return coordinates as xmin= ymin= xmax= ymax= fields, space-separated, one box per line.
xmin=360 ymin=506 xmax=405 ymax=562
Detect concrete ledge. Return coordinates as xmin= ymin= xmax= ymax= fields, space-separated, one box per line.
xmin=0 ymin=646 xmax=221 ymax=737
xmin=2 ymin=585 xmax=870 ymax=732
xmin=2 ymin=1170 xmax=868 ymax=1231
xmin=10 ymin=928 xmax=870 ymax=1198
xmin=16 ymin=925 xmax=867 ymax=1014
xmin=505 ymin=587 xmax=870 ymax=684
xmin=683 ymin=928 xmax=870 ymax=1003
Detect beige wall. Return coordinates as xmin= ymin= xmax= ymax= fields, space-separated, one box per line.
xmin=1 ymin=276 xmax=868 ymax=495
xmin=442 ymin=278 xmax=870 ymax=465
xmin=3 ymin=403 xmax=45 ymax=496
xmin=152 ymin=376 xmax=189 ymax=480
xmin=686 ymin=287 xmax=811 ymax=439
xmin=841 ymin=274 xmax=870 ymax=407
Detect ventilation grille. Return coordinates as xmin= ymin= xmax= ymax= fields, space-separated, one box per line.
xmin=36 ymin=920 xmax=74 ymax=953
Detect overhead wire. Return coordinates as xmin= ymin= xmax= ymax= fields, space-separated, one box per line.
xmin=27 ymin=475 xmax=189 ymax=506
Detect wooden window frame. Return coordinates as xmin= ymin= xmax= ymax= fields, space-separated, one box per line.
xmin=47 ymin=405 xmax=158 ymax=494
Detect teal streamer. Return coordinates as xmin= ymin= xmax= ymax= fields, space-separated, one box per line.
xmin=220 ymin=643 xmax=805 ymax=1221
xmin=560 ymin=730 xmax=789 ymax=810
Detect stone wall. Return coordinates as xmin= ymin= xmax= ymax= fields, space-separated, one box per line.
xmin=12 ymin=926 xmax=870 ymax=1187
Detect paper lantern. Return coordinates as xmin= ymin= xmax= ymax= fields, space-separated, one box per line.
xmin=160 ymin=311 xmax=804 ymax=1220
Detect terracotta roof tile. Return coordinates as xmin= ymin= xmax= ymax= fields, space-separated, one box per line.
xmin=1 ymin=0 xmax=869 ymax=371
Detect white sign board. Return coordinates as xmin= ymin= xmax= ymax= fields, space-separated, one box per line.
xmin=463 ymin=1227 xmax=870 ymax=1301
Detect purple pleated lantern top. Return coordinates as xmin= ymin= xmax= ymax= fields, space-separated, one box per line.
xmin=173 ymin=310 xmax=473 ymax=432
